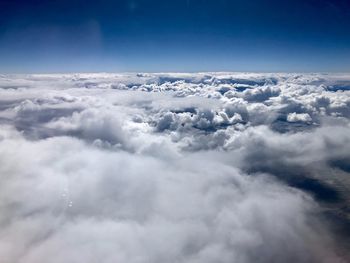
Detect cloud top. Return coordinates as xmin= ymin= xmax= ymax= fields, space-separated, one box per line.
xmin=0 ymin=72 xmax=349 ymax=263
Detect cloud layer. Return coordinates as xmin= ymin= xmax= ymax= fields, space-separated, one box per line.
xmin=0 ymin=72 xmax=349 ymax=262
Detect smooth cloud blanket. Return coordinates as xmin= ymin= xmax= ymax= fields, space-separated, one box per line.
xmin=0 ymin=73 xmax=349 ymax=263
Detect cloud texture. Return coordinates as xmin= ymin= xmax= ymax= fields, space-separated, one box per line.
xmin=0 ymin=72 xmax=350 ymax=262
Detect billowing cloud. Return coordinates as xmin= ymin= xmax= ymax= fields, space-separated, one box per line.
xmin=0 ymin=73 xmax=349 ymax=262
xmin=287 ymin=112 xmax=312 ymax=123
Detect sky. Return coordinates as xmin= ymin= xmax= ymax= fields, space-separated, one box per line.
xmin=0 ymin=0 xmax=350 ymax=73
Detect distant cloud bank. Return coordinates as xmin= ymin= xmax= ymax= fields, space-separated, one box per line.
xmin=0 ymin=72 xmax=349 ymax=263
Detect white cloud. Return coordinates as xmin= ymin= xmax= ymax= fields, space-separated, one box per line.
xmin=287 ymin=112 xmax=312 ymax=123
xmin=0 ymin=72 xmax=349 ymax=262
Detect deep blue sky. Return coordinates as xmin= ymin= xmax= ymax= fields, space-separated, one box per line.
xmin=0 ymin=0 xmax=350 ymax=73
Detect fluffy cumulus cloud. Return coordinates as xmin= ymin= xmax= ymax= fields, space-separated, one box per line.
xmin=0 ymin=72 xmax=350 ymax=263
xmin=287 ymin=112 xmax=312 ymax=123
